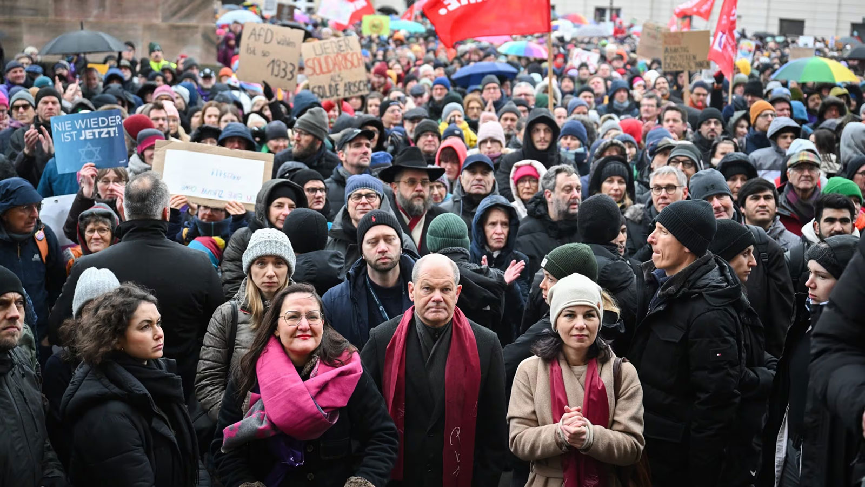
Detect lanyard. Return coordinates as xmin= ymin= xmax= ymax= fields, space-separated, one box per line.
xmin=366 ymin=275 xmax=399 ymax=322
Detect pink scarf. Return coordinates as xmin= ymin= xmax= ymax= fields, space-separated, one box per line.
xmin=222 ymin=336 xmax=362 ymax=449
xmin=550 ymin=357 xmax=610 ymax=487
xmin=382 ymin=306 xmax=481 ymax=487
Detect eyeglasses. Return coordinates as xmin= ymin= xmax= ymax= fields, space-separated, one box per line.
xmin=295 ymin=128 xmax=312 ymax=138
xmin=667 ymin=158 xmax=696 ymax=169
xmin=281 ymin=310 xmax=323 ymax=326
xmin=304 ymin=187 xmax=326 ymax=195
xmin=757 ymin=112 xmax=775 ymax=119
xmin=84 ymin=226 xmax=111 ymax=236
xmin=651 ymin=185 xmax=683 ymax=195
xmin=98 ymin=178 xmax=126 ymax=186
xmin=12 ymin=203 xmax=40 ymax=214
xmin=789 ymin=164 xmax=819 ymax=173
xmin=349 ymin=192 xmax=380 ymax=203
xmin=395 ymin=178 xmax=431 ymax=188
xmin=516 ymin=178 xmax=538 ymax=186
xmin=854 ymin=170 xmax=865 ymax=178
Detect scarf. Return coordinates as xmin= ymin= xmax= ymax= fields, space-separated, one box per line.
xmin=382 ymin=306 xmax=481 ymax=487
xmin=222 ymin=337 xmax=362 ymax=451
xmin=550 ymin=356 xmax=609 ymax=487
xmin=396 ymin=201 xmax=423 ymax=232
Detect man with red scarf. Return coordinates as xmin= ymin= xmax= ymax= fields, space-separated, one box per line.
xmin=361 ymin=253 xmax=508 ymax=487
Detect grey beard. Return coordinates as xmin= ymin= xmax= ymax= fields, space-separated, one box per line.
xmin=396 ymin=191 xmax=431 ymax=217
xmin=553 ymin=199 xmax=579 ymax=220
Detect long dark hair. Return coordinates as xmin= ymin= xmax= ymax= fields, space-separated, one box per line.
xmin=235 ymin=283 xmax=355 ymax=398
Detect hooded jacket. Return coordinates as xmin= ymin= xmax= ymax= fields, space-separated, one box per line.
xmin=813 ymin=95 xmax=848 ymax=128
xmin=749 ymin=117 xmax=801 ymax=180
xmin=221 ymin=179 xmax=307 ymax=297
xmin=63 ymin=189 xmax=122 ymax=243
xmin=439 ymin=172 xmax=500 ymax=230
xmin=587 ymin=155 xmax=637 ymax=206
xmin=470 ymin=195 xmax=531 ymax=297
xmin=515 ymin=192 xmax=581 ymax=279
xmin=597 ymin=80 xmax=639 ymax=118
xmin=507 ymin=160 xmax=547 ymax=219
xmin=66 ymin=203 xmax=121 ymax=271
xmin=434 ymin=138 xmax=468 ymax=187
xmin=840 ymin=122 xmax=865 ymax=169
xmin=496 ymin=109 xmax=565 ymax=201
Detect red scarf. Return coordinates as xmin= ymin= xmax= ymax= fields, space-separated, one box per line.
xmin=396 ymin=202 xmax=423 ymax=232
xmin=382 ymin=306 xmax=481 ymax=487
xmin=550 ymin=356 xmax=609 ymax=487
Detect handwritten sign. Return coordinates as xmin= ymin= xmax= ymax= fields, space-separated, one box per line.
xmin=151 ymin=140 xmax=273 ymax=212
xmin=570 ymin=48 xmax=601 ymax=72
xmin=637 ymin=22 xmax=665 ymax=60
xmin=362 ymin=15 xmax=390 ymax=36
xmin=789 ymin=47 xmax=814 ymax=60
xmin=52 ymin=109 xmax=128 ymax=174
xmin=317 ymin=0 xmax=353 ymax=25
xmin=662 ymin=30 xmax=711 ymax=71
xmin=236 ymin=23 xmax=304 ymax=92
xmin=301 ymin=36 xmax=369 ymax=101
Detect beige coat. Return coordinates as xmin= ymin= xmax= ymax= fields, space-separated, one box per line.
xmin=508 ymin=353 xmax=645 ymax=487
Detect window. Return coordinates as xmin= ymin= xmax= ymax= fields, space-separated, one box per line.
xmin=779 ymin=19 xmax=805 ymax=36
xmin=594 ymin=7 xmax=621 ymax=22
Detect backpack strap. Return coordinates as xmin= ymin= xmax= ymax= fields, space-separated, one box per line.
xmin=34 ymin=229 xmax=49 ymax=264
xmin=613 ymin=356 xmax=627 ymax=397
xmin=747 ymin=225 xmax=770 ymax=264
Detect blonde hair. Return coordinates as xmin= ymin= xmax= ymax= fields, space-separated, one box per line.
xmin=244 ymin=260 xmax=292 ymax=329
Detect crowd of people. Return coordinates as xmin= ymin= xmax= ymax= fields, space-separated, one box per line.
xmin=1 ymin=10 xmax=865 ymax=487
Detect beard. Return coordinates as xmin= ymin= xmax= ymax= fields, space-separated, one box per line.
xmin=293 ymin=141 xmax=318 ymax=160
xmin=553 ymin=197 xmax=579 ymax=220
xmin=368 ymin=255 xmax=400 ymax=273
xmin=396 ymin=191 xmax=431 ymax=217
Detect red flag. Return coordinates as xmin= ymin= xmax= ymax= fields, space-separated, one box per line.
xmin=401 ymin=0 xmax=429 ymax=20
xmin=708 ymin=0 xmax=738 ymax=79
xmin=674 ymin=0 xmax=715 ymax=20
xmin=423 ymin=0 xmax=550 ymax=48
xmin=348 ymin=0 xmax=375 ymax=25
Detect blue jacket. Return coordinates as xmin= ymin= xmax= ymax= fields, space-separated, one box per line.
xmin=469 ymin=195 xmax=531 ymax=303
xmin=36 ymin=158 xmax=79 ymax=197
xmin=745 ymin=128 xmax=771 ymax=155
xmin=322 ymin=254 xmax=415 ymax=349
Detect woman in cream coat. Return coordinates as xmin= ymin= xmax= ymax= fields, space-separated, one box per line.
xmin=508 ymin=273 xmax=644 ymax=486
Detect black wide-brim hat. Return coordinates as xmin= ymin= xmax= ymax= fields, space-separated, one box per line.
xmin=379 ymin=147 xmax=445 ymax=183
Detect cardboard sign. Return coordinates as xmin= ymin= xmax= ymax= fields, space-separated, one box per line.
xmin=40 ymin=194 xmax=76 ymax=248
xmin=789 ymin=47 xmax=814 ymax=60
xmin=151 ymin=140 xmax=273 ymax=212
xmin=362 ymin=15 xmax=390 ymax=36
xmin=662 ymin=30 xmax=711 ymax=71
xmin=275 ymin=3 xmax=296 ymax=22
xmin=235 ymin=22 xmax=304 ymax=91
xmin=637 ymin=22 xmax=666 ymax=60
xmin=301 ymin=36 xmax=370 ymax=101
xmin=52 ymin=109 xmax=128 ymax=174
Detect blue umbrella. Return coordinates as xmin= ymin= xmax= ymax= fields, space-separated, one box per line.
xmin=452 ymin=62 xmax=518 ymax=88
xmin=216 ymin=10 xmax=262 ymax=26
xmin=389 ymin=20 xmax=426 ymax=33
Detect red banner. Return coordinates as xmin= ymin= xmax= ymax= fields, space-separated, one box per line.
xmin=402 ymin=0 xmax=429 ymax=20
xmin=674 ymin=0 xmax=715 ymax=20
xmin=708 ymin=0 xmax=737 ymax=78
xmin=423 ymin=0 xmax=551 ymax=47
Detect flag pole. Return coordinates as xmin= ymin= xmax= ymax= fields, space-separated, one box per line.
xmin=547 ymin=30 xmax=554 ymax=112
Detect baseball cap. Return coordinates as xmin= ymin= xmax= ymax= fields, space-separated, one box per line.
xmin=338 ymin=128 xmax=376 ymax=151
xmin=200 ymin=68 xmax=215 ymax=78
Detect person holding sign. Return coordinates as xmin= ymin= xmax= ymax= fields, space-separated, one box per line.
xmin=7 ymin=87 xmax=61 ymax=188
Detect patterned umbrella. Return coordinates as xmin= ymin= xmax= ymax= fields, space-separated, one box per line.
xmin=561 ymin=13 xmax=589 ymax=25
xmin=771 ymin=57 xmax=859 ymax=83
xmin=497 ymin=40 xmax=548 ymax=59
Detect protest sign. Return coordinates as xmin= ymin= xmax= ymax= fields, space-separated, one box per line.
xmin=362 ymin=15 xmax=390 ymax=36
xmin=570 ymin=48 xmax=601 ymax=72
xmin=236 ymin=23 xmax=304 ymax=92
xmin=798 ymin=35 xmax=815 ymax=48
xmin=789 ymin=47 xmax=814 ymax=60
xmin=317 ymin=0 xmax=354 ymax=25
xmin=637 ymin=22 xmax=666 ymax=59
xmin=662 ymin=30 xmax=711 ymax=71
xmin=274 ymin=3 xmax=295 ymax=22
xmin=301 ymin=36 xmax=370 ymax=101
xmin=151 ymin=141 xmax=273 ymax=212
xmin=41 ymin=194 xmax=76 ymax=248
xmin=52 ymin=109 xmax=127 ymax=174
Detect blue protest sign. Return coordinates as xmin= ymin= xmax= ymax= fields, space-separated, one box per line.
xmin=52 ymin=109 xmax=128 ymax=174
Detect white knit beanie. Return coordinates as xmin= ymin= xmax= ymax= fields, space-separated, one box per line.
xmin=477 ymin=121 xmax=506 ymax=146
xmin=72 ymin=268 xmax=121 ymax=318
xmin=242 ymin=228 xmax=297 ymax=276
xmin=548 ymin=273 xmax=603 ymax=331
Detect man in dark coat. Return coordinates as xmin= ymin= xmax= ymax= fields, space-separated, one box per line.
xmin=440 ymin=154 xmax=499 ymax=230
xmin=6 ymin=87 xmax=62 ymax=187
xmin=48 ymin=172 xmax=225 ymax=399
xmin=496 ymin=108 xmax=564 ymax=201
xmin=324 ymin=128 xmax=375 ymax=220
xmin=322 ymin=210 xmax=414 ymax=348
xmin=273 ymin=107 xmax=340 ymax=179
xmin=629 ymin=200 xmax=750 ymax=486
xmin=624 ymin=166 xmax=689 ymax=262
xmin=0 ymin=267 xmax=66 ymax=486
xmin=282 ymin=208 xmax=343 ymax=296
xmin=516 ymin=164 xmax=582 ymax=278
xmin=361 ymin=253 xmax=508 ymax=487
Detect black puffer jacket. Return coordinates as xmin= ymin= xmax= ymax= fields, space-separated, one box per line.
xmin=623 ymin=202 xmax=657 ymax=262
xmin=744 ymin=226 xmax=794 ymax=358
xmin=496 ymin=109 xmax=565 ymax=201
xmin=586 ymin=243 xmax=639 ymax=355
xmin=514 ymin=192 xmax=581 ymax=278
xmin=220 ymin=179 xmax=308 ymax=297
xmin=273 ymin=140 xmax=340 ymax=180
xmin=629 ymin=253 xmax=749 ymax=487
xmin=323 ymin=165 xmax=351 ymax=221
xmin=293 ymin=250 xmax=345 ymax=296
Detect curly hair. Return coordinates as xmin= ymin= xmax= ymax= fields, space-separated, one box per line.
xmin=65 ymin=283 xmax=158 ymax=365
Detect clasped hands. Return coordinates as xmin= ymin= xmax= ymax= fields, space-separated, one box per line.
xmin=558 ymin=405 xmax=590 ymax=450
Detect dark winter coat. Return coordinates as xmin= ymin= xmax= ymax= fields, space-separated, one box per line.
xmin=212 ymin=362 xmax=399 ymax=487
xmin=274 ymin=140 xmax=340 ymax=180
xmin=387 ymin=190 xmax=449 ymax=256
xmin=470 ymin=195 xmax=531 ymax=303
xmin=221 ymin=179 xmax=307 ymax=297
xmin=322 ymin=254 xmax=415 ymax=349
xmin=0 ymin=346 xmax=65 ymax=486
xmin=48 ymin=220 xmax=225 ymax=399
xmin=515 ymin=192 xmax=581 ymax=279
xmin=361 ymin=312 xmax=509 ymax=487
xmin=293 ymin=250 xmax=345 ymax=296
xmin=628 ymin=253 xmax=749 ymax=487
xmin=587 ymin=242 xmax=639 ymax=355
xmin=496 ymin=109 xmax=565 ymax=201
xmin=744 ymin=127 xmax=770 ymax=155
xmin=60 ymin=355 xmax=199 ymax=487
xmin=439 ymin=178 xmax=500 ymax=231
xmin=623 ymin=202 xmax=657 ymax=262
xmin=744 ymin=226 xmax=795 ymax=358
xmin=6 ymin=118 xmax=53 ymax=187
xmin=323 ymin=164 xmax=353 ymax=221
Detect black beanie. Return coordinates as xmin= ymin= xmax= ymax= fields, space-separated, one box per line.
xmin=599 ymin=159 xmax=630 ymax=184
xmin=806 ymin=234 xmax=860 ymax=279
xmin=698 ymin=107 xmax=724 ymax=129
xmin=744 ymin=80 xmax=764 ymax=99
xmin=267 ymin=183 xmax=304 ymax=209
xmin=283 ymin=208 xmax=328 ymax=254
xmin=577 ymin=194 xmax=622 ymax=245
xmin=356 ymin=210 xmax=402 ymax=246
xmin=0 ymin=266 xmax=24 ymax=298
xmin=655 ymin=200 xmax=717 ymax=257
xmin=35 ymin=87 xmax=62 ymax=106
xmin=289 ymin=169 xmax=325 ymax=190
xmin=413 ymin=119 xmax=441 ymax=143
xmin=709 ymin=220 xmax=756 ymax=262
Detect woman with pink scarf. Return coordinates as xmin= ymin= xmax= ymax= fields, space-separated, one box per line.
xmin=212 ymin=283 xmax=398 ymax=487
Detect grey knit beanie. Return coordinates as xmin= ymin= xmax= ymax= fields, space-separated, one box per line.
xmin=294 ymin=107 xmax=329 ymax=143
xmin=548 ymin=273 xmax=604 ymax=330
xmin=242 ymin=228 xmax=297 ymax=276
xmin=441 ymin=102 xmax=464 ymax=123
xmin=72 ymin=268 xmax=121 ymax=318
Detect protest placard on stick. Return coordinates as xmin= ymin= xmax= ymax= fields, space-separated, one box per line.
xmin=236 ymin=22 xmax=304 ymax=92
xmin=301 ymin=36 xmax=370 ymax=101
xmin=52 ymin=109 xmax=128 ymax=174
xmin=151 ymin=140 xmax=273 ymax=212
xmin=637 ymin=22 xmax=666 ymax=60
xmin=662 ymin=30 xmax=711 ymax=71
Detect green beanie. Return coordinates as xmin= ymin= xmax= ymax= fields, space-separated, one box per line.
xmin=541 ymin=243 xmax=598 ymax=282
xmin=149 ymin=42 xmax=162 ymax=54
xmin=822 ymin=176 xmax=863 ymax=202
xmin=535 ymin=93 xmax=550 ymax=110
xmin=426 ymin=213 xmax=470 ymax=253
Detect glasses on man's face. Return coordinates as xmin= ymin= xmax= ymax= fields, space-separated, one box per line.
xmin=854 ymin=170 xmax=865 ymax=179
xmin=13 ymin=203 xmax=40 ymax=214
xmin=304 ymin=187 xmax=326 ymax=195
xmin=11 ymin=103 xmax=31 ymax=112
xmin=350 ymin=192 xmax=380 ymax=203
xmin=281 ymin=310 xmax=323 ymax=327
xmin=790 ymin=164 xmax=819 ymax=174
xmin=396 ymin=178 xmax=430 ymax=189
xmin=651 ymin=185 xmax=682 ymax=195
xmin=667 ymin=158 xmax=696 ymax=170
xmin=758 ymin=112 xmax=775 ymax=120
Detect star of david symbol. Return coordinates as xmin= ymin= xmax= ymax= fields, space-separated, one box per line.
xmin=79 ymin=142 xmax=102 ymax=164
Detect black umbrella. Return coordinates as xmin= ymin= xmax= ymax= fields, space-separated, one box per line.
xmin=41 ymin=26 xmax=126 ymax=55
xmin=838 ymin=36 xmax=863 ymax=46
xmin=846 ymin=44 xmax=865 ymax=60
